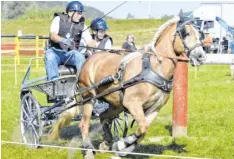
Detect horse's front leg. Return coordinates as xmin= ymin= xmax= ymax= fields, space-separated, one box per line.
xmin=79 ymin=101 xmax=95 ymax=159
xmin=99 ymin=105 xmax=124 ymax=151
xmin=112 ymin=100 xmax=148 ymax=153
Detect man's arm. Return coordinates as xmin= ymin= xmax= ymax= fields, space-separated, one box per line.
xmin=49 ymin=16 xmax=64 ymax=43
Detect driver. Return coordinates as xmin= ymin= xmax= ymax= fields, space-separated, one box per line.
xmin=45 ymin=1 xmax=94 ymax=80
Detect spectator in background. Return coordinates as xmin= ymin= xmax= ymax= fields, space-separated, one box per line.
xmin=202 ymin=31 xmax=213 ymax=53
xmin=122 ymin=34 xmax=137 ymax=52
xmin=211 ymin=38 xmax=219 ymax=54
xmin=228 ymin=35 xmax=234 ymax=54
xmin=229 ymin=35 xmax=234 ymax=78
xmin=221 ymin=36 xmax=229 ymax=53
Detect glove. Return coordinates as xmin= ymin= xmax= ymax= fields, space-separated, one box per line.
xmin=59 ymin=38 xmax=74 ymax=51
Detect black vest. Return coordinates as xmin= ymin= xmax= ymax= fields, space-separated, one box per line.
xmin=91 ymin=34 xmax=113 ymax=49
xmin=49 ymin=12 xmax=85 ymax=50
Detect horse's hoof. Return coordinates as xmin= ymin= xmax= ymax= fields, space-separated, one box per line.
xmin=99 ymin=141 xmax=110 ymax=152
xmin=117 ymin=144 xmax=136 ymax=157
xmin=84 ymin=150 xmax=95 ymax=159
xmin=117 ymin=140 xmax=126 ymax=150
xmin=112 ymin=140 xmax=126 ymax=151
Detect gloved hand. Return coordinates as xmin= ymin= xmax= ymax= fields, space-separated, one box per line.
xmin=59 ymin=38 xmax=74 ymax=51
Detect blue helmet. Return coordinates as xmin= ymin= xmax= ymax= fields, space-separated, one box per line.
xmin=66 ymin=1 xmax=85 ymax=13
xmin=90 ymin=18 xmax=108 ymax=31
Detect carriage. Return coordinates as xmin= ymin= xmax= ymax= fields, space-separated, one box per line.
xmin=20 ymin=57 xmax=129 ymax=148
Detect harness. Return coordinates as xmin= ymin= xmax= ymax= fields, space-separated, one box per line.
xmin=75 ymin=52 xmax=172 ymax=108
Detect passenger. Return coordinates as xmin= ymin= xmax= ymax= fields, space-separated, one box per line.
xmin=82 ymin=18 xmax=113 ymax=57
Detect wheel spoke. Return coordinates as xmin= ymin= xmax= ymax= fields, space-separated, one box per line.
xmin=114 ymin=120 xmax=119 ymax=138
xmin=22 ymin=124 xmax=31 ymax=136
xmin=24 ymin=97 xmax=31 ymax=114
xmin=116 ymin=118 xmax=124 ymax=133
xmin=31 ymin=124 xmax=40 ymax=140
xmin=22 ymin=106 xmax=30 ymax=120
xmin=21 ymin=119 xmax=30 ymax=123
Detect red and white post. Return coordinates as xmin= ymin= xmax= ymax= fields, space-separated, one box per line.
xmin=172 ymin=61 xmax=188 ymax=137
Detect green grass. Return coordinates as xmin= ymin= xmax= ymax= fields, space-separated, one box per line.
xmin=1 ymin=55 xmax=234 ymax=159
xmin=1 ymin=18 xmax=234 ymax=158
xmin=1 ymin=19 xmax=166 ymax=47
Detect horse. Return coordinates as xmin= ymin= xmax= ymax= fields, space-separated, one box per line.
xmin=48 ymin=12 xmax=206 ymax=158
xmin=77 ymin=13 xmax=206 ymax=158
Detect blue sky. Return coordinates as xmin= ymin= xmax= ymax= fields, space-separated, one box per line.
xmin=82 ymin=1 xmax=202 ymax=19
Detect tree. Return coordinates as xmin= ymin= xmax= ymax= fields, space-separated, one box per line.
xmin=1 ymin=1 xmax=34 ymax=20
xmin=1 ymin=1 xmax=112 ymax=20
xmin=161 ymin=14 xmax=174 ymax=20
xmin=126 ymin=13 xmax=135 ymax=19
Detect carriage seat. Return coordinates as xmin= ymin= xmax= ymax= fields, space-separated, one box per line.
xmin=58 ymin=65 xmax=77 ymax=76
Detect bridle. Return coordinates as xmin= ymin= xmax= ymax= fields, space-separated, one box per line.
xmin=172 ymin=20 xmax=203 ymax=57
xmin=149 ymin=19 xmax=203 ymax=62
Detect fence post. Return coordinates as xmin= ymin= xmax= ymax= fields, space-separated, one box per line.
xmin=42 ymin=38 xmax=45 ymax=50
xmin=14 ymin=56 xmax=17 ymax=86
xmin=14 ymin=36 xmax=20 ymax=65
xmin=172 ymin=61 xmax=188 ymax=137
xmin=36 ymin=36 xmax=39 ymax=68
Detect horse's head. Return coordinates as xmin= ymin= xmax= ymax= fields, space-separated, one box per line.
xmin=173 ymin=10 xmax=206 ymax=66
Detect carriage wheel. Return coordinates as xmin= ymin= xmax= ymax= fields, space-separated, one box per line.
xmin=110 ymin=112 xmax=129 ymax=140
xmin=20 ymin=93 xmax=42 ymax=148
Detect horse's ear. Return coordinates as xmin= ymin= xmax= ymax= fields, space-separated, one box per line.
xmin=179 ymin=9 xmax=185 ymax=22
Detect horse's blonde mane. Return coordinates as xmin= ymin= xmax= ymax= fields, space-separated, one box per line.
xmin=152 ymin=16 xmax=180 ymax=46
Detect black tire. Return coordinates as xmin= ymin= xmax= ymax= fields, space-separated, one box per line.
xmin=20 ymin=93 xmax=42 ymax=148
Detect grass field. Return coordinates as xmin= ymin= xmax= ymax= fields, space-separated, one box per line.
xmin=1 ymin=18 xmax=234 ymax=159
xmin=1 ymin=19 xmax=166 ymax=47
xmin=1 ymin=55 xmax=234 ymax=159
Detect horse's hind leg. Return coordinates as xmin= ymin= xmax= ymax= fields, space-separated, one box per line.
xmin=79 ymin=101 xmax=95 ymax=159
xmin=48 ymin=106 xmax=78 ymax=141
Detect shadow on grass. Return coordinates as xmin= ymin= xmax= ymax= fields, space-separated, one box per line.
xmin=60 ymin=122 xmax=103 ymax=140
xmin=126 ymin=141 xmax=187 ymax=159
xmin=47 ymin=123 xmax=187 ymax=158
xmin=59 ymin=122 xmax=103 ymax=148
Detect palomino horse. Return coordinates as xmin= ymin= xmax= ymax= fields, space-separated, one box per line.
xmin=77 ymin=14 xmax=206 ymax=158
xmin=48 ymin=12 xmax=206 ymax=158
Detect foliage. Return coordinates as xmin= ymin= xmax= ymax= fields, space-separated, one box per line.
xmin=161 ymin=14 xmax=174 ymax=20
xmin=126 ymin=13 xmax=135 ymax=19
xmin=1 ymin=1 xmax=34 ymax=19
xmin=1 ymin=1 xmax=110 ymax=20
